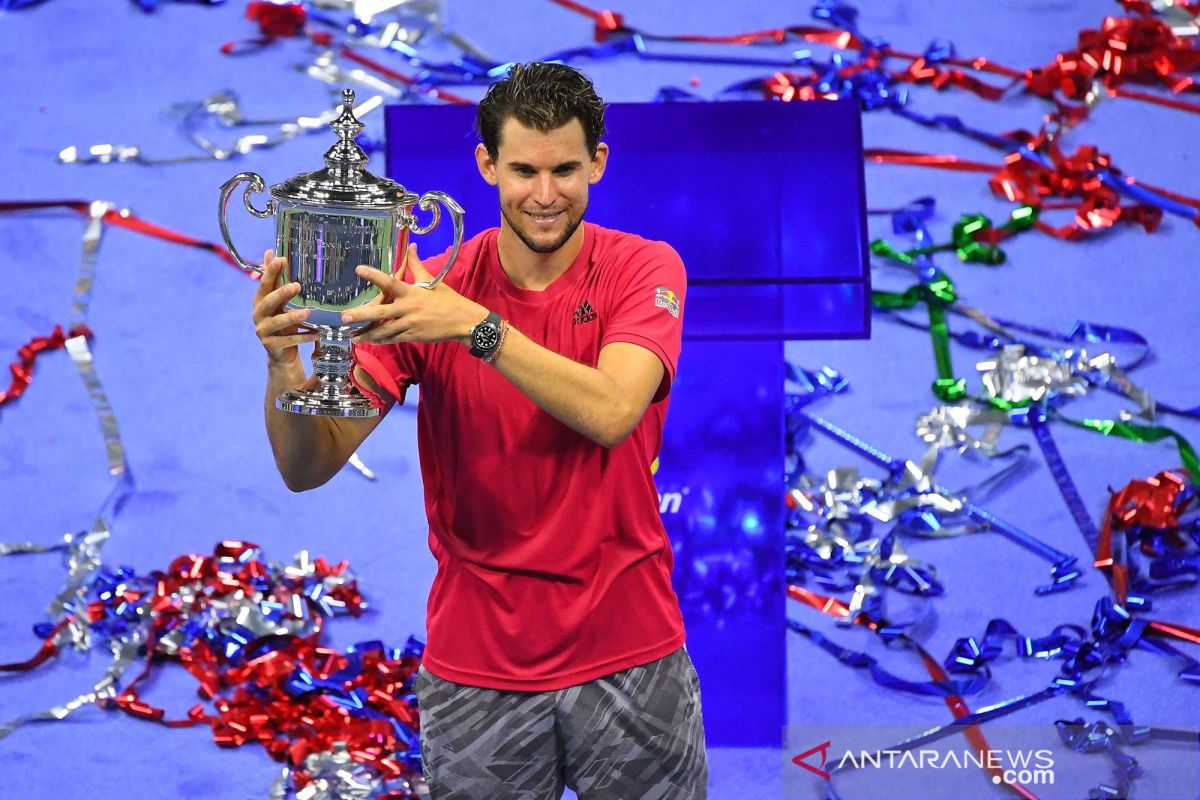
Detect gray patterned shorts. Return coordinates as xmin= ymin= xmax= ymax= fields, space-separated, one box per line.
xmin=413 ymin=647 xmax=708 ymax=799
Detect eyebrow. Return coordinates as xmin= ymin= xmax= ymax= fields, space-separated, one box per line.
xmin=507 ymin=160 xmax=584 ymax=171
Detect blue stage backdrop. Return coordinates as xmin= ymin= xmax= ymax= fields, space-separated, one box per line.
xmin=384 ymin=99 xmax=870 ymax=746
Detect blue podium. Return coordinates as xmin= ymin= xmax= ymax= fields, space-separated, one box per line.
xmin=384 ymin=100 xmax=869 ymax=747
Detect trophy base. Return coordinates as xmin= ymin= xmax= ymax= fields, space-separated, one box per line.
xmin=276 ymin=381 xmax=381 ymax=418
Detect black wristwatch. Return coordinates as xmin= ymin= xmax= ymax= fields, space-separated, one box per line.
xmin=468 ymin=311 xmax=503 ymax=358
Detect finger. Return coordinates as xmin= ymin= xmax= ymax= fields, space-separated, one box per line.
xmin=253 ymin=281 xmax=303 ymax=323
xmin=256 ymin=308 xmax=311 ymax=338
xmin=263 ymin=280 xmax=303 ymax=312
xmin=341 ymin=300 xmax=408 ymax=326
xmin=264 ymin=332 xmax=321 ymax=350
xmin=254 ymin=254 xmax=288 ymax=302
xmin=253 ymin=249 xmax=275 ymax=301
xmin=405 ymin=243 xmax=435 ymax=285
xmin=356 ymin=264 xmax=406 ymax=297
xmin=352 ymin=319 xmax=410 ymax=344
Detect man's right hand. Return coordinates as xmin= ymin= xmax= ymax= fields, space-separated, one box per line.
xmin=252 ymin=249 xmax=319 ymax=370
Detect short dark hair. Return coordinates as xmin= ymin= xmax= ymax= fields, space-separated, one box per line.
xmin=475 ymin=62 xmax=606 ymax=159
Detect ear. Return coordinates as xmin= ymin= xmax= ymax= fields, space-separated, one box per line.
xmin=588 ymin=141 xmax=609 ymax=185
xmin=475 ymin=143 xmax=498 ymax=186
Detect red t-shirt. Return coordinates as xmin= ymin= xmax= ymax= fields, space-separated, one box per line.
xmin=354 ymin=222 xmax=687 ymax=691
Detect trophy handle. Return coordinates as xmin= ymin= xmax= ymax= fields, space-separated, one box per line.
xmin=218 ymin=172 xmax=277 ymax=276
xmin=408 ymin=191 xmax=465 ymax=288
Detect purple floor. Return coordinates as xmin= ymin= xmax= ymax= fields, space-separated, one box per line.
xmin=1 ymin=1 xmax=1198 ymax=798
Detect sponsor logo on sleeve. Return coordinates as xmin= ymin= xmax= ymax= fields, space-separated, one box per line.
xmin=654 ymin=286 xmax=680 ymax=318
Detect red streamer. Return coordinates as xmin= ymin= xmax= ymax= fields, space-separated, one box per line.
xmin=866 ymin=138 xmax=1200 ymax=238
xmin=1095 ymin=470 xmax=1193 ymax=605
xmin=339 ymin=48 xmax=476 ymax=106
xmin=1027 ymin=15 xmax=1200 ymax=106
xmin=0 ymin=324 xmax=93 ymax=410
xmin=0 ymin=617 xmax=74 ymax=672
xmin=221 ymin=0 xmax=309 ymax=54
xmin=0 ymin=200 xmax=240 ymax=271
xmin=246 ymin=0 xmax=307 ymax=38
xmin=546 ymin=0 xmax=860 ymax=48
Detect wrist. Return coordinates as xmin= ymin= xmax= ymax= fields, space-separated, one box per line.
xmin=467 ymin=310 xmax=505 ymax=360
xmin=460 ymin=302 xmax=489 ymax=347
xmin=267 ymin=355 xmax=306 ymax=385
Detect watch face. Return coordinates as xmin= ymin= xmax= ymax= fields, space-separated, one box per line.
xmin=473 ymin=323 xmax=501 ymax=351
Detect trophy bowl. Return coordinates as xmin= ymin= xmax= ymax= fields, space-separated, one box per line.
xmin=218 ymin=88 xmax=464 ymax=417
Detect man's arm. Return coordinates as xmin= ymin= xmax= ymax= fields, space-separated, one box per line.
xmin=490 ymin=334 xmax=662 ymax=448
xmin=254 ymin=251 xmax=391 ymax=491
xmin=344 ymin=248 xmax=665 ymax=448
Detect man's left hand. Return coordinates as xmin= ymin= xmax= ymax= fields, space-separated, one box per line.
xmin=346 ymin=244 xmax=487 ymax=346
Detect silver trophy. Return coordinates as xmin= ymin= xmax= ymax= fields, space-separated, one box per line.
xmin=219 ymin=88 xmax=464 ymax=417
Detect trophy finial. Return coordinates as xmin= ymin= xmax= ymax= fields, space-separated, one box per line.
xmin=326 ymin=88 xmax=367 ymax=173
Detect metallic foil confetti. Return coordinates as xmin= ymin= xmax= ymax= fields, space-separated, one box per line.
xmin=58 ymin=92 xmax=384 ymax=165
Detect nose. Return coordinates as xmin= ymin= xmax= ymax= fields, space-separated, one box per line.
xmin=534 ymin=173 xmax=554 ymax=206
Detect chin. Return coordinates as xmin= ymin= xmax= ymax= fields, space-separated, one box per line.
xmin=504 ymin=209 xmax=584 ymax=255
xmin=523 ymin=232 xmax=570 ymax=253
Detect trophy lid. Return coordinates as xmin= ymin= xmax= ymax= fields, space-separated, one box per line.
xmin=270 ymin=89 xmax=417 ymax=209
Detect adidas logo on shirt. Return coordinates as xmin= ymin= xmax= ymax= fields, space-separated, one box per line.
xmin=573 ymin=299 xmax=598 ymax=325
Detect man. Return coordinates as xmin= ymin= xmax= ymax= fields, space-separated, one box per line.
xmin=251 ymin=62 xmax=706 ymax=799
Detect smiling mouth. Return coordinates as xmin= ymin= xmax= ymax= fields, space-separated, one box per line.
xmin=526 ymin=210 xmax=563 ymax=227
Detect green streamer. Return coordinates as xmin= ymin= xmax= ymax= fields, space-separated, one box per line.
xmin=869 ymin=238 xmax=915 ymax=265
xmin=872 ymin=275 xmax=965 ymax=401
xmin=949 ymin=206 xmax=1039 ymax=265
xmin=1069 ymin=417 xmax=1200 ymax=485
xmin=870 ymin=206 xmax=1039 ymax=267
xmin=868 ymin=205 xmax=1037 ymax=404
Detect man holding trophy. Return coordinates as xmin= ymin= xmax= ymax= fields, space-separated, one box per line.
xmin=249 ymin=63 xmax=706 ymax=799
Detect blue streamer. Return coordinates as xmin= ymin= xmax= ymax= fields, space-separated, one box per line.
xmin=788 ymin=618 xmax=988 ymax=698
xmin=1022 ymin=406 xmax=1102 ymax=553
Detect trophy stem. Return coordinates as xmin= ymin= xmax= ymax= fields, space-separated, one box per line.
xmin=276 ymin=328 xmax=381 ymax=418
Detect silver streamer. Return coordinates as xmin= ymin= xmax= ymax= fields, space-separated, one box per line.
xmin=0 ymin=636 xmax=142 ymax=742
xmin=0 ymin=202 xmax=126 ymax=740
xmin=1152 ymin=0 xmax=1200 ymax=35
xmin=303 ymin=51 xmax=412 ymax=100
xmin=977 ymin=343 xmax=1154 ymax=420
xmin=58 ymin=93 xmax=384 ymax=166
xmin=313 ymin=0 xmax=490 ymax=61
xmin=269 ymin=742 xmax=426 ymax=800
xmin=66 ymin=202 xmax=128 ymax=477
xmin=916 ymin=403 xmax=1010 ymax=456
xmin=0 ymin=537 xmax=69 ymax=556
xmin=792 ymin=462 xmax=959 ymax=620
xmin=47 ymin=521 xmax=111 ymax=654
xmin=977 ymin=344 xmax=1087 ymax=405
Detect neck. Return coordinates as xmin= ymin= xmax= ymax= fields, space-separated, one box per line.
xmin=496 ymin=220 xmax=586 ymax=291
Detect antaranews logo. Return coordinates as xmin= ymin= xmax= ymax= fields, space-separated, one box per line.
xmin=784 ymin=727 xmax=1061 ymax=799
xmin=791 ymin=741 xmax=832 ymax=780
xmin=786 ymin=723 xmax=1200 ymax=799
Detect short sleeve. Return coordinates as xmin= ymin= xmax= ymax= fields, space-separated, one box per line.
xmin=352 ymin=341 xmax=422 ymax=406
xmin=599 ymin=241 xmax=686 ymax=402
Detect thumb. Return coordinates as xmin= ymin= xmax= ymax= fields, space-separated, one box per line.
xmin=405 ymin=243 xmax=434 ymax=284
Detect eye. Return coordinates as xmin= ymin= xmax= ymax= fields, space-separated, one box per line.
xmin=554 ymin=165 xmax=578 ymax=176
xmin=513 ymin=166 xmax=535 ymax=177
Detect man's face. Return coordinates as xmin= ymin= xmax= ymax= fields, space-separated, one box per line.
xmin=476 ymin=116 xmax=608 ymax=255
